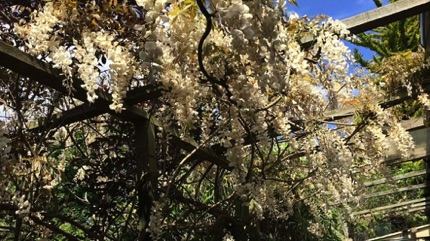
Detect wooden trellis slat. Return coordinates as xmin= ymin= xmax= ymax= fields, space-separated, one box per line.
xmin=407 ymin=205 xmax=430 ymax=213
xmin=301 ymin=0 xmax=430 ymax=45
xmin=28 ymin=85 xmax=160 ymax=131
xmin=27 ymin=103 xmax=105 ymax=131
xmin=324 ymin=81 xmax=430 ymax=121
xmin=365 ymin=169 xmax=427 ymax=187
xmin=384 ymin=124 xmax=430 ymax=165
xmin=0 ymin=41 xmax=95 ymax=102
xmin=365 ymin=183 xmax=427 ymax=199
xmin=353 ymin=197 xmax=430 ymax=216
xmin=343 ymin=0 xmax=430 ymax=34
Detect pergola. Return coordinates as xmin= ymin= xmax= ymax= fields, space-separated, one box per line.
xmin=1 ymin=0 xmax=430 ymax=240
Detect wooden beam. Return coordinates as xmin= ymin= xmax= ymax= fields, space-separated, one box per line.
xmin=353 ymin=197 xmax=430 ymax=216
xmin=301 ymin=0 xmax=430 ymax=45
xmin=365 ymin=183 xmax=427 ymax=199
xmin=0 ymin=41 xmax=162 ymax=105
xmin=408 ymin=205 xmax=430 ymax=213
xmin=367 ymin=224 xmax=430 ymax=241
xmin=0 ymin=41 xmax=164 ymax=122
xmin=134 ymin=120 xmax=157 ymax=241
xmin=400 ymin=117 xmax=426 ymax=131
xmin=386 ymin=146 xmax=430 ymax=166
xmin=125 ymin=86 xmax=162 ymax=105
xmin=384 ymin=125 xmax=430 ymax=165
xmin=0 ymin=41 xmax=85 ymax=100
xmin=365 ymin=169 xmax=427 ymax=187
xmin=324 ymin=81 xmax=430 ymax=121
xmin=28 ymin=103 xmax=106 ymax=131
xmin=343 ymin=0 xmax=430 ymax=34
xmin=28 ymin=85 xmax=161 ymax=132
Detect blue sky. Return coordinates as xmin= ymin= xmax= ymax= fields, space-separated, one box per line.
xmin=288 ymin=0 xmax=392 ymax=61
xmin=288 ymin=0 xmax=389 ymax=20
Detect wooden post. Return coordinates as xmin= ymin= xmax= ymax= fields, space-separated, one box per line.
xmin=134 ymin=120 xmax=157 ymax=241
xmin=420 ymin=10 xmax=430 ymax=220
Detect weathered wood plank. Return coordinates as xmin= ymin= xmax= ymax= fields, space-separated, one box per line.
xmin=343 ymin=0 xmax=430 ymax=34
xmin=401 ymin=117 xmax=425 ymax=131
xmin=134 ymin=120 xmax=157 ymax=239
xmin=365 ymin=169 xmax=427 ymax=187
xmin=386 ymin=146 xmax=430 ymax=166
xmin=353 ymin=197 xmax=430 ymax=216
xmin=367 ymin=224 xmax=430 ymax=241
xmin=324 ymin=80 xmax=430 ymax=121
xmin=27 ymin=104 xmax=105 ymax=131
xmin=125 ymin=86 xmax=162 ymax=105
xmin=28 ymin=85 xmax=161 ymax=131
xmin=0 ymin=41 xmax=86 ymax=101
xmin=384 ymin=125 xmax=430 ymax=165
xmin=302 ymin=0 xmax=430 ymax=45
xmin=365 ymin=183 xmax=427 ymax=199
xmin=407 ymin=205 xmax=430 ymax=213
xmin=363 ymin=201 xmax=430 ymax=216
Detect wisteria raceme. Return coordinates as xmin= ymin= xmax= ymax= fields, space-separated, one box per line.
xmin=14 ymin=2 xmax=140 ymax=112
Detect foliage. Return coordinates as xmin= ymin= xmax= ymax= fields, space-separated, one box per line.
xmin=349 ymin=0 xmax=429 ymax=239
xmin=352 ymin=0 xmax=425 ymax=119
xmin=353 ymin=0 xmax=420 ymax=68
xmin=0 ymin=0 xmax=424 ymax=240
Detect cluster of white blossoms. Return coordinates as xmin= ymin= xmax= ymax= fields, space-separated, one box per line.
xmin=0 ymin=122 xmax=10 ymax=158
xmin=14 ymin=3 xmax=66 ymax=55
xmin=132 ymin=0 xmax=416 ymax=238
xmin=13 ymin=194 xmax=31 ymax=217
xmin=74 ymin=31 xmax=136 ymax=110
xmin=14 ymin=2 xmax=138 ymax=112
xmin=222 ymin=232 xmax=236 ymax=241
xmin=373 ymin=51 xmax=430 ymax=111
xmin=15 ymin=0 xmax=416 ymax=239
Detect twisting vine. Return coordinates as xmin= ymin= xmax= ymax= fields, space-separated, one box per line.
xmin=196 ymin=0 xmax=215 ymax=82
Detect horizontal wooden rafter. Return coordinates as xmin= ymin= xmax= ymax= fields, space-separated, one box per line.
xmin=353 ymin=197 xmax=430 ymax=216
xmin=343 ymin=0 xmax=430 ymax=34
xmin=324 ymin=81 xmax=430 ymax=121
xmin=27 ymin=103 xmax=105 ymax=131
xmin=367 ymin=224 xmax=430 ymax=241
xmin=365 ymin=183 xmax=427 ymax=199
xmin=365 ymin=169 xmax=427 ymax=187
xmin=302 ymin=0 xmax=430 ymax=45
xmin=28 ymin=85 xmax=161 ymax=132
xmin=383 ymin=123 xmax=430 ymax=165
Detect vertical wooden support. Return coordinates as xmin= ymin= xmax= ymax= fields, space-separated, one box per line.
xmin=421 ymin=11 xmax=430 ymax=59
xmin=420 ymin=11 xmax=430 ymax=220
xmin=13 ymin=216 xmax=22 ymax=241
xmin=134 ymin=120 xmax=157 ymax=241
